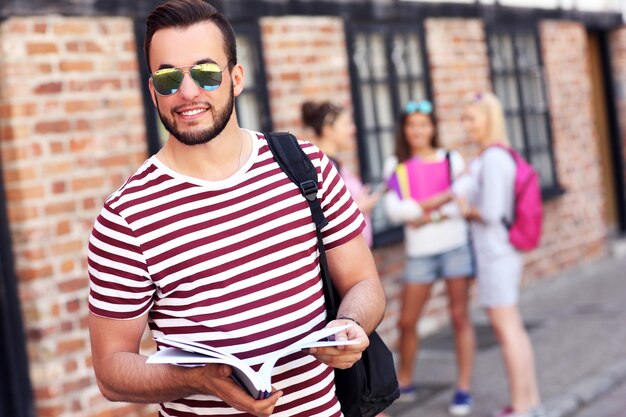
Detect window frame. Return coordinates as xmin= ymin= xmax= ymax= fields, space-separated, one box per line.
xmin=486 ymin=23 xmax=565 ymax=199
xmin=345 ymin=21 xmax=432 ymax=246
xmin=232 ymin=22 xmax=273 ymax=135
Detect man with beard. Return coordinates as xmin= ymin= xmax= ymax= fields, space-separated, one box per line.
xmin=87 ymin=1 xmax=386 ymax=416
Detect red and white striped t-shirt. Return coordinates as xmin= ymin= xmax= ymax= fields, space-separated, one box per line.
xmin=88 ymin=130 xmax=365 ymax=417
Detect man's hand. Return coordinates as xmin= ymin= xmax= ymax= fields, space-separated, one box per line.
xmin=306 ymin=320 xmax=369 ymax=369
xmin=191 ymin=364 xmax=282 ymax=417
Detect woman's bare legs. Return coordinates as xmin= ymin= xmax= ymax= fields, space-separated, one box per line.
xmin=397 ymin=282 xmax=433 ymax=387
xmin=445 ymin=277 xmax=475 ymax=392
xmin=486 ymin=305 xmax=541 ymax=413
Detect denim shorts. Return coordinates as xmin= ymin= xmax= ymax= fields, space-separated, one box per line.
xmin=405 ymin=244 xmax=475 ymax=284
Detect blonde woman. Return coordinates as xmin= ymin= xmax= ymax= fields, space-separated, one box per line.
xmin=453 ymin=92 xmax=544 ymax=417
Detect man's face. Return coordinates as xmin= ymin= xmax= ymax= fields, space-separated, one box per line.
xmin=148 ymin=22 xmax=239 ymax=145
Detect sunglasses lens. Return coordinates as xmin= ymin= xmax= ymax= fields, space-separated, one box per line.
xmin=405 ymin=100 xmax=433 ymax=114
xmin=152 ymin=68 xmax=184 ymax=96
xmin=190 ymin=63 xmax=223 ymax=91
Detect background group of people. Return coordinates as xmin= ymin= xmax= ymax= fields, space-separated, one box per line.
xmin=301 ymin=93 xmax=543 ymax=417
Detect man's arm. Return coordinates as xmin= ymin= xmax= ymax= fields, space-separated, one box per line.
xmin=306 ymin=233 xmax=385 ymax=369
xmin=326 ymin=233 xmax=385 ymax=335
xmin=88 ymin=313 xmax=282 ymax=416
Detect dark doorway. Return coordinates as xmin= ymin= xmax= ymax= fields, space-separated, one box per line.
xmin=587 ymin=30 xmax=626 ymax=234
xmin=0 ymin=176 xmax=35 ymax=417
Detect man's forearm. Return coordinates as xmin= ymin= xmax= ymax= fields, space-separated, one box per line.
xmin=336 ymin=278 xmax=385 ymax=335
xmin=95 ymin=351 xmax=203 ymax=403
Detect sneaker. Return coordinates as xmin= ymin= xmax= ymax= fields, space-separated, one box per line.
xmin=529 ymin=405 xmax=546 ymax=417
xmin=492 ymin=405 xmax=546 ymax=417
xmin=492 ymin=406 xmax=516 ymax=417
xmin=397 ymin=384 xmax=417 ymax=402
xmin=448 ymin=389 xmax=473 ymax=416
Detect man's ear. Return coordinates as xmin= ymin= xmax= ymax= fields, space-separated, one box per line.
xmin=148 ymin=79 xmax=158 ymax=107
xmin=231 ymin=63 xmax=245 ymax=97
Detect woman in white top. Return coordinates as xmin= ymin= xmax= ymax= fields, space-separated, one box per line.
xmin=384 ymin=100 xmax=476 ymax=416
xmin=453 ymin=92 xmax=544 ymax=417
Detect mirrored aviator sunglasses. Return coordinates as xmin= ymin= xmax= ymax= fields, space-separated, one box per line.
xmin=404 ymin=100 xmax=433 ymax=115
xmin=151 ymin=62 xmax=226 ymax=96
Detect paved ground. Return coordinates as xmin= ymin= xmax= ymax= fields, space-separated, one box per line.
xmin=570 ymin=379 xmax=626 ymax=417
xmin=382 ymin=250 xmax=626 ymax=417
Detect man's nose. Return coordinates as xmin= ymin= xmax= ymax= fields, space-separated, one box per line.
xmin=177 ymin=72 xmax=201 ymax=100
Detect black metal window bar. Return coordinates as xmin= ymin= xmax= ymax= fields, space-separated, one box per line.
xmin=489 ymin=30 xmax=562 ymax=197
xmin=347 ymin=24 xmax=430 ymax=245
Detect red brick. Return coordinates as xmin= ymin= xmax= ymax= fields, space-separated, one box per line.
xmin=18 ymin=264 xmax=54 ymax=282
xmin=72 ymin=176 xmax=105 ymax=191
xmin=49 ymin=141 xmax=65 ymax=154
xmin=34 ymin=22 xmax=47 ymax=33
xmin=65 ymin=100 xmax=99 ymax=113
xmin=27 ymin=42 xmax=58 ymax=54
xmin=35 ymin=120 xmax=71 ymax=134
xmin=51 ymin=181 xmax=66 ymax=194
xmin=60 ymin=60 xmax=94 ymax=72
xmin=2 ymin=166 xmax=37 ymax=183
xmin=44 ymin=201 xmax=77 ymax=215
xmin=35 ymin=403 xmax=65 ymax=417
xmin=66 ymin=298 xmax=81 ymax=313
xmin=54 ymin=21 xmax=91 ymax=35
xmin=50 ymin=239 xmax=82 ymax=255
xmin=20 ymin=247 xmax=47 ymax=262
xmin=60 ymin=260 xmax=75 ymax=274
xmin=83 ymin=197 xmax=97 ymax=210
xmin=44 ymin=161 xmax=72 ymax=176
xmin=57 ymin=337 xmax=86 ymax=355
xmin=56 ymin=219 xmax=71 ymax=235
xmin=5 ymin=184 xmax=46 ymax=201
xmin=58 ymin=277 xmax=88 ymax=293
xmin=89 ymin=79 xmax=123 ymax=91
xmin=6 ymin=206 xmax=39 ymax=223
xmin=35 ymin=82 xmax=63 ymax=95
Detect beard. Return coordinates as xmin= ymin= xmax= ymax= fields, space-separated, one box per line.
xmin=156 ymin=86 xmax=235 ymax=146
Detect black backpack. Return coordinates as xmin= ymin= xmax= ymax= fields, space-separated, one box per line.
xmin=265 ymin=132 xmax=400 ymax=417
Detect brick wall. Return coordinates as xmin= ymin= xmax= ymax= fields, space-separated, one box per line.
xmin=531 ymin=21 xmax=607 ymax=278
xmin=259 ymin=16 xmax=353 ymax=138
xmin=609 ymin=27 xmax=626 ymax=199
xmin=0 ymin=16 xmax=154 ymax=417
xmin=0 ymin=11 xmax=619 ymax=417
xmin=258 ymin=14 xmax=362 ymax=182
xmin=425 ymin=18 xmax=492 ymax=157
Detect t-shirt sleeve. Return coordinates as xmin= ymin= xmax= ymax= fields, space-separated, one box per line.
xmin=449 ymin=150 xmax=466 ymax=180
xmin=305 ymin=145 xmax=365 ymax=250
xmin=88 ymin=204 xmax=156 ymax=320
xmin=480 ymin=148 xmax=516 ymax=225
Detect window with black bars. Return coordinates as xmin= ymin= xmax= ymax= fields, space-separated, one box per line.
xmin=347 ymin=24 xmax=430 ymax=244
xmin=488 ymin=30 xmax=561 ymax=196
xmin=234 ymin=24 xmax=272 ymax=134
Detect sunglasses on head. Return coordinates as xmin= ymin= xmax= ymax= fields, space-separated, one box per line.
xmin=404 ymin=100 xmax=433 ymax=115
xmin=150 ymin=62 xmax=230 ymax=96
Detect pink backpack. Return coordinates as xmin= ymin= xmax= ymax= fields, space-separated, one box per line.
xmin=492 ymin=145 xmax=543 ymax=251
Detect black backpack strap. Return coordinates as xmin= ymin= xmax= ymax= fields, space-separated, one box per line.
xmin=446 ymin=150 xmax=452 ymax=185
xmin=265 ymin=132 xmax=338 ymax=319
xmin=265 ymin=132 xmax=328 ymax=230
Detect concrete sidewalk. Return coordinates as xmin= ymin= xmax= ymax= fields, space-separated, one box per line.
xmin=384 ymin=250 xmax=626 ymax=417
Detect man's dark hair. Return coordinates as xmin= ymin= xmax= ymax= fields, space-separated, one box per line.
xmin=144 ymin=0 xmax=237 ymax=72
